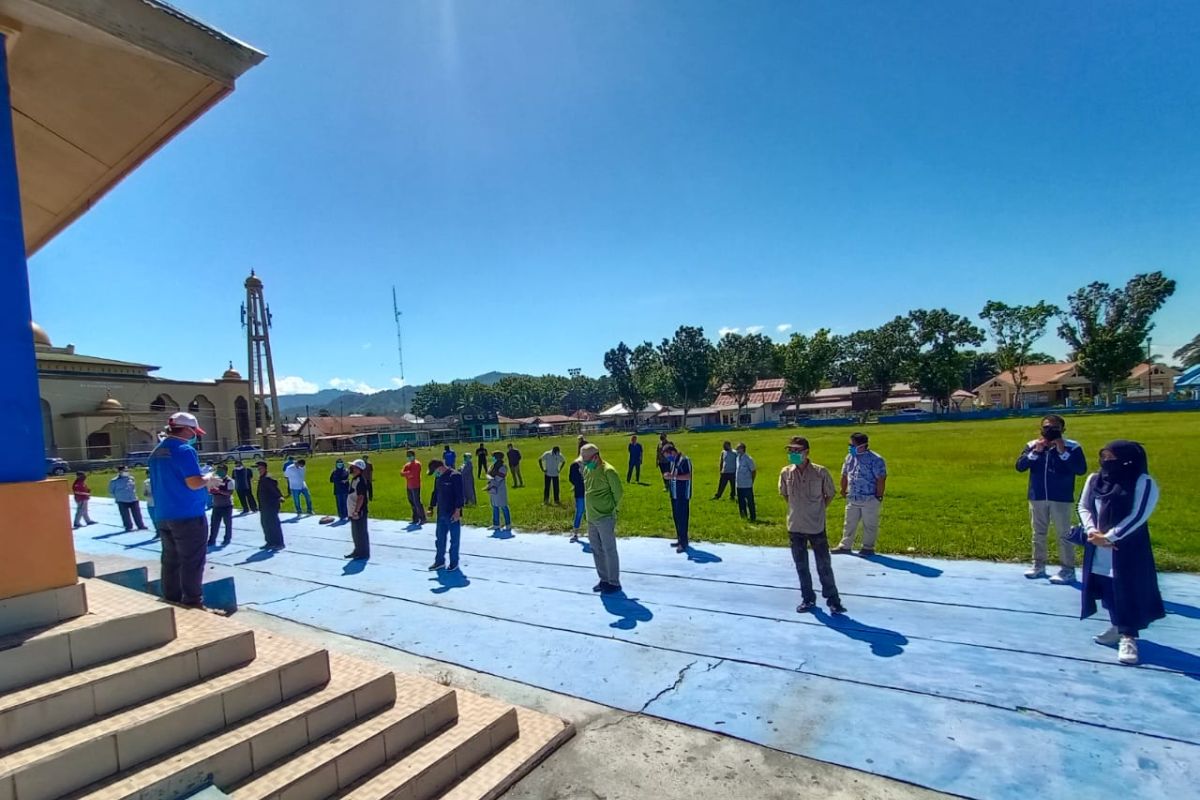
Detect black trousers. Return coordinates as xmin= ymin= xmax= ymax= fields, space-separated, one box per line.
xmin=659 ymin=461 xmax=670 ymax=491
xmin=350 ymin=515 xmax=370 ymax=559
xmin=737 ymin=487 xmax=757 ymax=521
xmin=477 ymin=459 xmax=488 ymax=478
xmin=714 ymin=473 xmax=736 ymax=500
xmin=671 ymin=497 xmax=691 ymax=548
xmin=118 ymin=501 xmax=146 ymax=530
xmin=543 ymin=475 xmax=560 ymax=503
xmin=236 ymin=487 xmax=257 ymax=512
xmin=790 ymin=531 xmax=841 ymax=605
xmin=260 ymin=508 xmax=285 ymax=548
xmin=159 ymin=516 xmax=207 ymax=605
xmin=627 ymin=462 xmax=641 ymax=482
xmin=208 ymin=505 xmax=233 ymax=544
xmin=407 ymin=488 xmax=426 ymax=523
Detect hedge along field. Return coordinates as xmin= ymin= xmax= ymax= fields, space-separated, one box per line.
xmin=86 ymin=411 xmax=1200 ymax=571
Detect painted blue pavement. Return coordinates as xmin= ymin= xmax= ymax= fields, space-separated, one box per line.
xmin=75 ymin=500 xmax=1200 ymax=799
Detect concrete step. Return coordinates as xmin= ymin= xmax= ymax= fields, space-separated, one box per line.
xmin=439 ymin=708 xmax=575 ymax=800
xmin=0 ymin=635 xmax=329 ymax=800
xmin=337 ymin=694 xmax=519 ymax=800
xmin=0 ymin=589 xmax=176 ymax=693
xmin=68 ymin=652 xmax=399 ymax=800
xmin=0 ymin=584 xmax=87 ymax=638
xmin=0 ymin=606 xmax=254 ymax=751
xmin=228 ymin=680 xmax=459 ymax=800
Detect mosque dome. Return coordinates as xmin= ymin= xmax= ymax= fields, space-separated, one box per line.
xmin=95 ymin=391 xmax=124 ymax=413
xmin=32 ymin=321 xmax=51 ymax=347
xmin=222 ymin=361 xmax=243 ymax=380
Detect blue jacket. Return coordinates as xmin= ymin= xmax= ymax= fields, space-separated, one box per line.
xmin=429 ymin=468 xmax=464 ymax=516
xmin=1016 ymin=439 xmax=1087 ymax=502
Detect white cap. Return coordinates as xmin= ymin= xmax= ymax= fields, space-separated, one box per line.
xmin=350 ymin=459 xmax=367 ymax=470
xmin=168 ymin=411 xmax=206 ymax=435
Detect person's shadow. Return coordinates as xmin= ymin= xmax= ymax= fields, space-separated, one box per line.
xmin=342 ymin=559 xmax=367 ymax=576
xmin=1129 ymin=641 xmax=1200 ymax=680
xmin=1164 ymin=600 xmax=1200 ymax=621
xmin=405 ymin=523 xmax=424 ymax=532
xmin=331 ymin=519 xmax=349 ymax=527
xmin=812 ymin=608 xmax=909 ymax=657
xmin=431 ymin=570 xmax=470 ymax=594
xmin=685 ymin=546 xmax=723 ymax=564
xmin=859 ymin=553 xmax=943 ymax=578
xmin=124 ymin=536 xmax=161 ymax=549
xmin=92 ymin=529 xmax=132 ymax=540
xmin=579 ymin=540 xmax=593 ymax=554
xmin=601 ymin=591 xmax=654 ymax=630
xmin=237 ymin=549 xmax=276 ymax=565
xmin=283 ymin=516 xmax=301 ymax=524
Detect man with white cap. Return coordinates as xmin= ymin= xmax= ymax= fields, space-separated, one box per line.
xmin=147 ymin=411 xmax=211 ymax=608
xmin=345 ymin=459 xmax=371 ymax=560
xmin=580 ymin=442 xmax=624 ymax=593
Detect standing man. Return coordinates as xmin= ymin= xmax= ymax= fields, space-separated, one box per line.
xmin=148 ymin=412 xmax=210 ymax=608
xmin=580 ymin=443 xmax=623 ymax=593
xmin=834 ymin=432 xmax=887 ymax=556
xmin=568 ymin=453 xmax=586 ymax=542
xmin=284 ymin=458 xmax=313 ymax=515
xmin=662 ymin=442 xmax=693 ymax=553
xmin=780 ymin=436 xmax=846 ymax=614
xmin=232 ymin=459 xmax=257 ymax=513
xmin=443 ymin=444 xmax=456 ymax=467
xmin=507 ymin=443 xmax=524 ymax=487
xmin=734 ymin=442 xmax=757 ymax=522
xmin=1016 ymin=414 xmax=1087 ymax=582
xmin=713 ymin=441 xmax=737 ymax=501
xmin=539 ymin=445 xmax=565 ymax=505
xmin=427 ymin=458 xmax=465 ymax=571
xmin=627 ymin=434 xmax=643 ymax=483
xmin=329 ymin=458 xmax=351 ymax=521
xmin=656 ymin=432 xmax=670 ymax=491
xmin=110 ymin=466 xmax=148 ymax=531
xmin=401 ymin=450 xmax=427 ymax=525
xmin=255 ymin=460 xmax=285 ymax=551
xmin=72 ymin=471 xmax=96 ymax=528
xmin=207 ymin=463 xmax=235 ymax=546
xmin=475 ymin=442 xmax=489 ymax=478
xmin=345 ymin=459 xmax=371 ymax=560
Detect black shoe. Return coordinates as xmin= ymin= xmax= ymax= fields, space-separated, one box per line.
xmin=447 ymin=562 xmax=459 ymax=571
xmin=428 ymin=562 xmax=446 ymax=571
xmin=831 ymin=547 xmax=853 ymax=555
xmin=796 ymin=600 xmax=816 ymax=613
xmin=675 ymin=544 xmax=687 ymax=554
xmin=345 ymin=552 xmax=358 ymax=559
xmin=207 ymin=540 xmax=216 ymax=547
xmin=137 ymin=526 xmax=149 ymax=531
xmin=667 ymin=540 xmax=679 ymax=547
xmin=601 ymin=583 xmax=622 ymax=594
xmin=859 ymin=548 xmax=876 ymax=557
xmin=592 ymin=582 xmax=606 ymax=592
xmin=828 ymin=600 xmax=848 ymax=615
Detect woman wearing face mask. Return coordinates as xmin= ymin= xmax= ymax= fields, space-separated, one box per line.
xmin=487 ymin=451 xmax=512 ymax=531
xmin=329 ymin=459 xmax=351 ymax=521
xmin=1076 ymin=440 xmax=1163 ymax=665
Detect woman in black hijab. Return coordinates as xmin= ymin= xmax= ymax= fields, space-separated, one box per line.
xmin=1077 ymin=440 xmax=1163 ymax=665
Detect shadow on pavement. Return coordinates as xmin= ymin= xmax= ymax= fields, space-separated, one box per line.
xmin=685 ymin=547 xmax=723 ymax=564
xmin=601 ymin=591 xmax=654 ymax=630
xmin=342 ymin=559 xmax=367 ymax=576
xmin=860 ymin=553 xmax=943 ymax=578
xmin=812 ymin=608 xmax=909 ymax=657
xmin=431 ymin=570 xmax=470 ymax=594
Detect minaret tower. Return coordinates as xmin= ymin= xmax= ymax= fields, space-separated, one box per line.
xmin=241 ymin=270 xmax=283 ymax=449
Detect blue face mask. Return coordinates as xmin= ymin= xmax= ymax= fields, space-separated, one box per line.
xmin=667 ymin=454 xmax=677 ymax=463
xmin=848 ymin=445 xmax=859 ymax=455
xmin=188 ymin=436 xmax=198 ymax=446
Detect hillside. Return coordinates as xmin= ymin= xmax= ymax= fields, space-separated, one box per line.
xmin=280 ymin=372 xmax=528 ymax=417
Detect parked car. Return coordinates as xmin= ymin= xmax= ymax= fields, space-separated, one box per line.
xmin=229 ymin=443 xmax=266 ymax=461
xmin=124 ymin=450 xmax=153 ymax=468
xmin=280 ymin=441 xmax=312 ymax=456
xmin=46 ymin=456 xmax=69 ymax=476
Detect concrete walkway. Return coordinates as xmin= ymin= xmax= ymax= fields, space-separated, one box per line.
xmin=74 ymin=499 xmax=1200 ymax=799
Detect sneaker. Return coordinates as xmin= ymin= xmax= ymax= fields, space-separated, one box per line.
xmin=569 ymin=534 xmax=580 ymax=543
xmin=447 ymin=562 xmax=459 ymax=572
xmin=1049 ymin=568 xmax=1076 ymax=585
xmin=859 ymin=548 xmax=876 ymax=557
xmin=1094 ymin=626 xmax=1120 ymax=646
xmin=667 ymin=540 xmax=680 ymax=547
xmin=675 ymin=544 xmax=687 ymax=554
xmin=831 ymin=547 xmax=853 ymax=555
xmin=600 ymin=583 xmax=622 ymax=595
xmin=593 ymin=582 xmax=606 ymax=592
xmin=828 ymin=600 xmax=848 ymax=615
xmin=796 ymin=600 xmax=816 ymax=613
xmin=428 ymin=562 xmax=446 ymax=571
xmin=1024 ymin=567 xmax=1048 ymax=579
xmin=1118 ymin=636 xmax=1139 ymax=665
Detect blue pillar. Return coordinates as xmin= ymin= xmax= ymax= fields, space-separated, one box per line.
xmin=0 ymin=37 xmax=47 ymax=483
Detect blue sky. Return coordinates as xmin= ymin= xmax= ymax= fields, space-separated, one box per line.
xmin=27 ymin=1 xmax=1200 ymax=394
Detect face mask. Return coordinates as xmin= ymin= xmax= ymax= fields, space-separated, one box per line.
xmin=849 ymin=445 xmax=862 ymax=455
xmin=584 ymin=459 xmax=598 ymax=471
xmin=1042 ymin=427 xmax=1061 ymax=440
xmin=217 ymin=469 xmax=227 ymax=477
xmin=667 ymin=454 xmax=677 ymax=463
xmin=188 ymin=436 xmax=198 ymax=446
xmin=406 ymin=456 xmax=414 ymax=462
xmin=336 ymin=462 xmax=344 ymax=469
xmin=1100 ymin=460 xmax=1122 ymax=479
xmin=789 ymin=452 xmax=806 ymax=465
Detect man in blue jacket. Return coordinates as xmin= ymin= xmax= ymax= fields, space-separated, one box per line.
xmin=427 ymin=458 xmax=465 ymax=572
xmin=1016 ymin=414 xmax=1088 ymax=583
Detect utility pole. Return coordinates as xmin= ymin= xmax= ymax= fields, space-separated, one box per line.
xmin=392 ymin=286 xmax=405 ymax=381
xmin=242 ymin=270 xmax=283 ymax=450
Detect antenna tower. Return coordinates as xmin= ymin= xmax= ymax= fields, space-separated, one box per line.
xmin=242 ymin=270 xmax=283 ymax=449
xmin=392 ymin=285 xmax=405 ymax=381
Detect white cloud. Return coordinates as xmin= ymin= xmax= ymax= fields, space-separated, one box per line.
xmin=329 ymin=377 xmax=383 ymax=394
xmin=718 ymin=326 xmax=740 ymax=337
xmin=390 ymin=377 xmax=408 ymax=388
xmin=276 ymin=376 xmax=319 ymax=395
xmin=776 ymin=323 xmax=793 ymax=333
xmin=745 ymin=325 xmax=765 ymax=334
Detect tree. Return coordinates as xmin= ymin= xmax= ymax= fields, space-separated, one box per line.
xmin=658 ymin=326 xmax=715 ymax=429
xmin=604 ymin=342 xmax=647 ymax=428
xmin=780 ymin=329 xmax=838 ymax=415
xmin=632 ymin=342 xmax=673 ymax=407
xmin=959 ymin=350 xmax=999 ymax=395
xmin=824 ymin=334 xmax=859 ymax=387
xmin=979 ymin=300 xmax=1059 ymax=408
xmin=852 ymin=316 xmax=918 ymax=392
xmin=908 ymin=309 xmax=985 ymax=411
xmin=1057 ymin=271 xmax=1177 ymax=402
xmin=715 ymin=332 xmax=776 ymax=426
xmin=1174 ymin=334 xmax=1200 ymax=368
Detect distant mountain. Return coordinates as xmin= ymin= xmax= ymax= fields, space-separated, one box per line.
xmin=279 ymin=372 xmax=526 ymax=417
xmin=276 ymin=388 xmax=355 ymax=410
xmin=454 ymin=371 xmax=528 ymax=386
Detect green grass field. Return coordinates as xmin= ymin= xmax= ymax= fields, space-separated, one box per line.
xmin=86 ymin=411 xmax=1200 ymax=571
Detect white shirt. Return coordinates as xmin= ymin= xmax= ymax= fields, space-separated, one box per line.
xmin=1077 ymin=472 xmax=1159 ymax=578
xmin=283 ymin=463 xmax=308 ymax=491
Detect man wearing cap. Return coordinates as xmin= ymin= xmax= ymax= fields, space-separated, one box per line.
xmin=147 ymin=412 xmax=212 ymax=608
xmin=427 ymin=458 xmax=465 ymax=571
xmin=345 ymin=459 xmax=371 ymax=560
xmin=580 ymin=443 xmax=624 ymax=593
xmin=255 ymin=460 xmax=285 ymax=550
xmin=779 ymin=436 xmax=846 ymax=614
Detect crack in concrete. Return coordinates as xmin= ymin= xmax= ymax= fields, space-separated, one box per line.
xmin=640 ymin=660 xmax=699 ymax=713
xmin=242 ymin=586 xmax=327 ymax=607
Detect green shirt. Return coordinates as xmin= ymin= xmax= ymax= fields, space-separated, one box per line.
xmin=583 ymin=460 xmax=624 ymax=520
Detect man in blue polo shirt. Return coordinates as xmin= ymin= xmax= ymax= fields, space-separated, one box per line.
xmin=148 ymin=412 xmax=210 ymax=608
xmin=834 ymin=431 xmax=888 ymax=556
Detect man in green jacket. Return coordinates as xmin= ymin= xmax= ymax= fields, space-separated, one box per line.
xmin=580 ymin=443 xmax=624 ymax=594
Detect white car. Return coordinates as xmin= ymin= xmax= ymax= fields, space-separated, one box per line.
xmin=228 ymin=444 xmax=265 ymax=461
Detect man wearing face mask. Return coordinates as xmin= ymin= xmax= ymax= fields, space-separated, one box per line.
xmin=580 ymin=443 xmax=624 ymax=593
xmin=329 ymin=459 xmax=351 ymax=521
xmin=401 ymin=450 xmax=427 ymax=525
xmin=206 ymin=463 xmax=235 ymax=546
xmin=147 ymin=412 xmax=211 ymax=608
xmin=780 ymin=436 xmax=845 ymax=614
xmin=426 ymin=458 xmax=464 ymax=571
xmin=834 ymin=432 xmax=887 ymax=556
xmin=1016 ymin=414 xmax=1087 ymax=583
xmin=662 ymin=442 xmax=693 ymax=553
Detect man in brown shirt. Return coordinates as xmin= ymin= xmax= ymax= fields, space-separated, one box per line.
xmin=778 ymin=436 xmax=846 ymax=614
